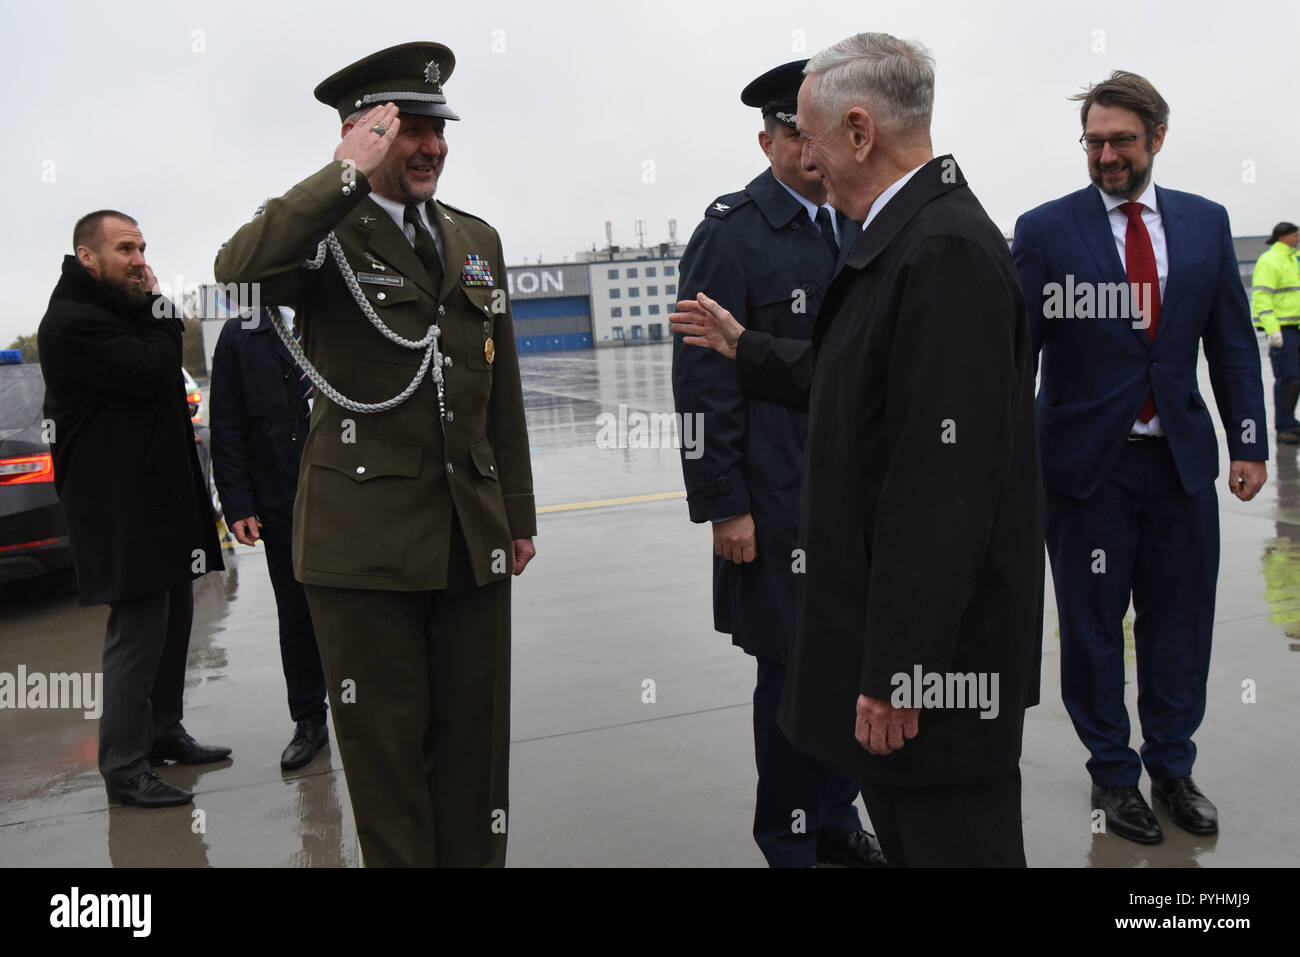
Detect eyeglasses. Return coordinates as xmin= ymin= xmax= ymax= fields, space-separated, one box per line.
xmin=1080 ymin=133 xmax=1142 ymax=153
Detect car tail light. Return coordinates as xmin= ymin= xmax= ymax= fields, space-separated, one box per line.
xmin=188 ymin=392 xmax=203 ymax=424
xmin=0 ymin=537 xmax=59 ymax=553
xmin=0 ymin=453 xmax=54 ymax=485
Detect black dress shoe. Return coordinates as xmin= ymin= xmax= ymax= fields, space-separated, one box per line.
xmin=105 ymin=770 xmax=193 ymax=808
xmin=280 ymin=719 xmax=329 ymax=771
xmin=816 ymin=829 xmax=889 ymax=867
xmin=149 ymin=728 xmax=232 ymax=766
xmin=1278 ymin=430 xmax=1300 ymax=445
xmin=1091 ymin=783 xmax=1162 ymax=844
xmin=1151 ymin=775 xmax=1218 ymax=835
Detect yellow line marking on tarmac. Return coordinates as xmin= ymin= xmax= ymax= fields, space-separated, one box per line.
xmin=539 ymin=490 xmax=686 ymax=514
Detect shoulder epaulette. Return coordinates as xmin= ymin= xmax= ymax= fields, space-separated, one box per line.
xmin=437 ymin=201 xmax=492 ymax=228
xmin=703 ymin=191 xmax=753 ymax=219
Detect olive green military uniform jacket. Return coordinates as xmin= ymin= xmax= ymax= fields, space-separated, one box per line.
xmin=214 ymin=161 xmax=535 ymax=591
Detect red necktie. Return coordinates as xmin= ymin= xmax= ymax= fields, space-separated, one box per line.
xmin=1121 ymin=201 xmax=1161 ymax=423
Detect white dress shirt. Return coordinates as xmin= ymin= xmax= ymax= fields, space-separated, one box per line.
xmin=861 ymin=163 xmax=926 ymax=230
xmin=1096 ymin=182 xmax=1167 ymax=436
xmin=773 ymin=175 xmax=841 ymax=246
xmin=370 ymin=193 xmax=445 ymax=269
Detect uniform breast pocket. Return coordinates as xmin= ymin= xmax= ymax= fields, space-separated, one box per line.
xmin=753 ymin=278 xmax=820 ymax=337
xmin=459 ymin=285 xmax=501 ymax=371
xmin=355 ymin=272 xmax=420 ymax=311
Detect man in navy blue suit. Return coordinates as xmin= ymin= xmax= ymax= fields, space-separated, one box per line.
xmin=1013 ymin=71 xmax=1269 ymax=845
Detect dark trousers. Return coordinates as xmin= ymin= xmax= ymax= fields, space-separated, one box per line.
xmin=303 ymin=528 xmax=511 ymax=868
xmin=1047 ymin=439 xmax=1219 ymax=788
xmin=99 ymin=580 xmax=193 ymax=782
xmin=859 ymin=770 xmax=1026 ymax=867
xmin=753 ymin=655 xmax=862 ymax=867
xmin=1268 ymin=325 xmax=1300 ymax=433
xmin=263 ymin=538 xmax=327 ymax=724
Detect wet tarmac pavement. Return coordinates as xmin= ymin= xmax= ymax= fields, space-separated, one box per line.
xmin=1 ymin=343 xmax=1297 ymax=867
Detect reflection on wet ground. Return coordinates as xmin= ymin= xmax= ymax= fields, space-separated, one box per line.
xmin=1 ymin=343 xmax=1297 ymax=866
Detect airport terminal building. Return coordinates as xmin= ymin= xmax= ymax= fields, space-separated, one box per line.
xmin=508 ymin=241 xmax=687 ymax=353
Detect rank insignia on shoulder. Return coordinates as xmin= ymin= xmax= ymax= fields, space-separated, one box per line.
xmin=713 ymin=202 xmax=730 ymax=212
xmin=461 ymin=254 xmax=495 ymax=287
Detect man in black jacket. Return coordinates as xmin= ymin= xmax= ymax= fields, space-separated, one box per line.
xmin=210 ymin=307 xmax=329 ymax=770
xmin=672 ymin=60 xmax=881 ymax=867
xmin=672 ymin=34 xmax=1044 ymax=866
xmin=38 ymin=210 xmax=230 ymax=809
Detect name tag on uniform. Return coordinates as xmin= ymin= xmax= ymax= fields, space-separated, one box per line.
xmin=357 ymin=273 xmax=404 ymax=287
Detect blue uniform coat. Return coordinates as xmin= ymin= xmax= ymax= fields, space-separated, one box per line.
xmin=209 ymin=309 xmax=313 ymax=545
xmin=673 ymin=168 xmax=858 ymax=661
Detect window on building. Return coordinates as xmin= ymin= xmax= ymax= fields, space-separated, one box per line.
xmin=607 ymin=268 xmax=619 ymax=280
xmin=646 ymin=267 xmax=657 ymax=277
xmin=665 ymin=265 xmax=676 ymax=276
xmin=666 ymin=284 xmax=677 ymax=295
xmin=647 ymin=285 xmax=658 ymax=296
xmin=630 ymin=306 xmax=642 ymax=317
xmin=626 ymin=268 xmax=638 ymax=278
xmin=611 ymin=307 xmax=622 ymax=318
xmin=612 ymin=326 xmax=625 ymax=339
xmin=628 ymin=287 xmax=640 ymax=297
xmin=648 ymin=304 xmax=660 ymax=315
xmin=609 ymin=288 xmax=621 ymax=299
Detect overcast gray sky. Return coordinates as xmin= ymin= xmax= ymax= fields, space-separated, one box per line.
xmin=3 ymin=0 xmax=1295 ymax=343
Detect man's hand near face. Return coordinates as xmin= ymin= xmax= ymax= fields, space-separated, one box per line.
xmin=334 ymin=103 xmax=401 ymax=178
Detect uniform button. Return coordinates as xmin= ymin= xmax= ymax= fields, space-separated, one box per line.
xmin=438 ymin=305 xmax=446 ymax=316
xmin=445 ymin=410 xmax=454 ymax=422
xmin=356 ymin=466 xmax=366 ymax=474
xmin=482 ymin=305 xmax=490 ymax=314
xmin=377 ymin=292 xmax=386 ymax=301
xmin=444 ymin=356 xmax=453 ymax=368
xmin=489 ymin=465 xmax=495 ymax=473
xmin=446 ymin=462 xmax=454 ymax=474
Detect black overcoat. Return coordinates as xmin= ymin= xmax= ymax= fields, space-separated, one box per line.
xmin=38 ymin=256 xmax=223 ymax=606
xmin=736 ymin=157 xmax=1045 ymax=786
xmin=209 ymin=309 xmax=311 ymax=545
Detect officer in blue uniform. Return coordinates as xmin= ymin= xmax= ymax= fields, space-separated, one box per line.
xmin=672 ymin=60 xmax=884 ymax=867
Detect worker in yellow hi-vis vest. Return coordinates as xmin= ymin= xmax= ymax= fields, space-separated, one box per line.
xmin=1253 ymin=222 xmax=1300 ymax=443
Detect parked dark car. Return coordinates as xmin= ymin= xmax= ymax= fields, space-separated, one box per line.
xmin=0 ymin=352 xmax=221 ymax=584
xmin=0 ymin=355 xmax=73 ymax=581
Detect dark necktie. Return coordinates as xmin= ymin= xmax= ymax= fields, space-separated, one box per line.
xmin=814 ymin=206 xmax=840 ymax=261
xmin=404 ymin=203 xmax=444 ymax=291
xmin=1120 ymin=201 xmax=1161 ymax=423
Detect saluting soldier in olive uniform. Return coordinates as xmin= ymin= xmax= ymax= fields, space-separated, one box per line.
xmin=214 ymin=41 xmax=536 ymax=867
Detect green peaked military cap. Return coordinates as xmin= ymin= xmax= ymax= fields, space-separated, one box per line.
xmin=740 ymin=59 xmax=809 ymax=130
xmin=314 ymin=41 xmax=461 ymax=122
